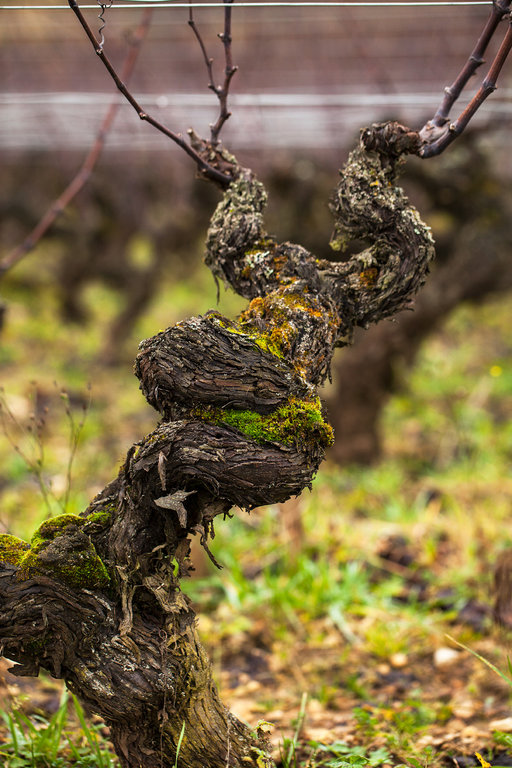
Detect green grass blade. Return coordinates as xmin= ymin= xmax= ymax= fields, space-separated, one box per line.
xmin=3 ymin=711 xmax=20 ymax=755
xmin=285 ymin=692 xmax=308 ymax=768
xmin=446 ymin=634 xmax=512 ymax=686
xmin=70 ymin=693 xmax=112 ymax=768
xmin=173 ymin=721 xmax=186 ymax=768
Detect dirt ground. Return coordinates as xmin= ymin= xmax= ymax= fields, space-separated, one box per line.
xmin=2 ymin=549 xmax=512 ymax=768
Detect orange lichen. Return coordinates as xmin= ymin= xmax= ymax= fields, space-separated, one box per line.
xmin=359 ymin=267 xmax=379 ymax=288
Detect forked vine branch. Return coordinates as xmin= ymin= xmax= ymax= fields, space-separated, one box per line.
xmin=69 ymin=0 xmax=512 ymax=169
xmin=188 ymin=0 xmax=238 ymax=143
xmin=67 ymin=0 xmax=234 ymax=185
xmin=419 ymin=0 xmax=512 ymax=155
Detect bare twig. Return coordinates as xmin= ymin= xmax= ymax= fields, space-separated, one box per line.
xmin=67 ymin=0 xmax=233 ymax=185
xmin=0 ymin=8 xmax=152 ymax=278
xmin=211 ymin=0 xmax=238 ymax=142
xmin=60 ymin=382 xmax=91 ymax=516
xmin=431 ymin=0 xmax=511 ymax=127
xmin=188 ymin=3 xmax=216 ymax=89
xmin=447 ymin=22 xmax=512 ymax=131
xmin=420 ymin=0 xmax=512 ymax=157
xmin=0 ymin=386 xmax=56 ymax=517
xmin=188 ymin=0 xmax=238 ymax=144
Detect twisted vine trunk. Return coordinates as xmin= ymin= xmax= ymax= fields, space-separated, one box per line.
xmin=0 ymin=123 xmax=434 ymax=767
xmin=328 ymin=141 xmax=512 ymax=466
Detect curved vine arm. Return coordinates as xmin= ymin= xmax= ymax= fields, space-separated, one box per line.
xmin=203 ymin=122 xmax=434 ymax=384
xmin=0 ymin=121 xmax=434 ymax=768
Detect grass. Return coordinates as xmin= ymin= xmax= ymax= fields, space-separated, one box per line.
xmin=310 ymin=741 xmax=392 ymax=768
xmin=0 ymin=260 xmax=511 ymax=767
xmin=281 ymin=692 xmax=308 ymax=768
xmin=173 ymin=722 xmax=186 ymax=768
xmin=0 ymin=690 xmax=116 ymax=767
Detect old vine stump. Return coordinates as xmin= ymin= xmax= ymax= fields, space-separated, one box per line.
xmin=0 ymin=123 xmax=434 ymax=767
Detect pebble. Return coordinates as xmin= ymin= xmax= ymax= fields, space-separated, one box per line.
xmin=489 ymin=716 xmax=512 ymax=732
xmin=390 ymin=652 xmax=408 ymax=668
xmin=453 ymin=699 xmax=475 ymax=719
xmin=434 ymin=647 xmax=460 ymax=668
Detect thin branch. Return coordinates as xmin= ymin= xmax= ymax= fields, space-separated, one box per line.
xmin=424 ymin=20 xmax=512 ymax=156
xmin=67 ymin=0 xmax=232 ymax=185
xmin=188 ymin=0 xmax=238 ymax=144
xmin=0 ymin=8 xmax=152 ymax=278
xmin=188 ymin=2 xmax=216 ymax=89
xmin=431 ymin=0 xmax=511 ymax=127
xmin=211 ymin=0 xmax=238 ymax=142
xmin=419 ymin=0 xmax=512 ymax=157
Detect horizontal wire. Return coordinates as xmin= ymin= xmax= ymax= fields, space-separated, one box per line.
xmin=5 ymin=90 xmax=512 ymax=106
xmin=0 ymin=1 xmax=492 ymax=9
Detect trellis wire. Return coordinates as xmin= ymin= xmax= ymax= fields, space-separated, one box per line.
xmin=5 ymin=91 xmax=512 ymax=106
xmin=0 ymin=1 xmax=492 ymax=9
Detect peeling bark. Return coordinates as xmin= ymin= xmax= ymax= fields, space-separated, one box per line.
xmin=0 ymin=122 xmax=434 ymax=767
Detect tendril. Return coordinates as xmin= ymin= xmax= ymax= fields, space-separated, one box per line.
xmin=97 ymin=0 xmax=113 ymax=52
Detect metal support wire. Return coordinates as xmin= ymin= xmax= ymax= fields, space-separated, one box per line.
xmin=0 ymin=1 xmax=493 ymax=10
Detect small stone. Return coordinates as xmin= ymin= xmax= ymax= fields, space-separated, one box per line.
xmin=305 ymin=726 xmax=337 ymax=743
xmin=434 ymin=647 xmax=460 ymax=668
xmin=453 ymin=699 xmax=475 ymax=719
xmin=489 ymin=716 xmax=512 ymax=732
xmin=390 ymin=652 xmax=408 ymax=668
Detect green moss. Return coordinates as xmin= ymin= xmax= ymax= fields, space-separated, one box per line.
xmin=31 ymin=514 xmax=83 ymax=551
xmin=16 ymin=513 xmax=111 ymax=590
xmin=57 ymin=552 xmax=110 ymax=590
xmin=251 ymin=334 xmax=284 ymax=359
xmin=192 ymin=396 xmax=333 ymax=450
xmin=85 ymin=509 xmax=113 ymax=527
xmin=0 ymin=534 xmax=29 ymax=566
xmin=18 ymin=544 xmax=110 ymax=590
xmin=24 ymin=636 xmax=47 ymax=655
xmin=142 ymin=432 xmax=168 ymax=449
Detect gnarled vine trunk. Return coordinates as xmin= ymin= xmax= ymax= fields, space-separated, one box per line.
xmin=0 ymin=123 xmax=434 ymax=767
